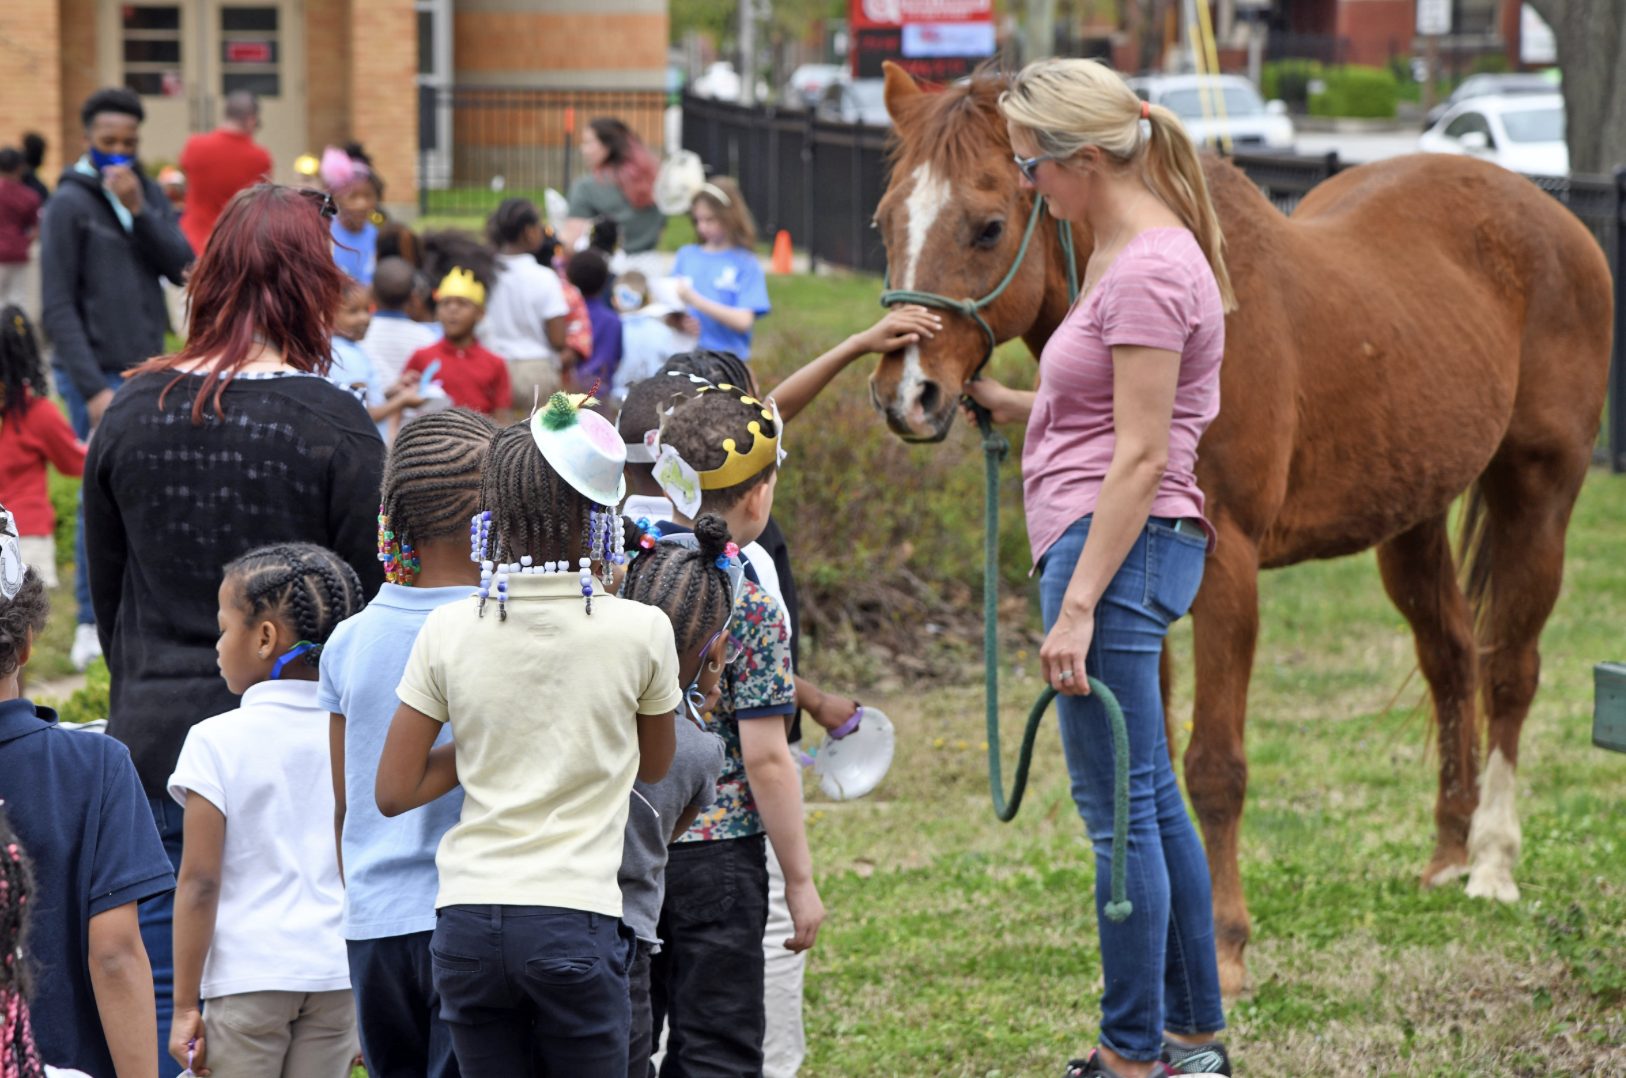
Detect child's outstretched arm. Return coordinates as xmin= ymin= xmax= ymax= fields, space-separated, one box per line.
xmin=170 ymin=794 xmax=226 ymax=1075
xmin=768 ymin=305 xmax=941 ymax=424
xmin=741 ymin=719 xmax=824 ymax=952
xmin=376 ymin=702 xmax=459 ymax=817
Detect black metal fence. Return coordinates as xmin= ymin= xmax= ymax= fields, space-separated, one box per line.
xmin=416 ymin=86 xmax=669 ymax=219
xmin=680 ymin=93 xmax=893 ymax=274
xmin=681 ymin=93 xmax=1626 ymax=470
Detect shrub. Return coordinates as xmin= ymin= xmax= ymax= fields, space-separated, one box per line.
xmin=1308 ymin=65 xmax=1399 ymax=119
xmin=42 ymin=657 xmax=110 ymax=726
xmin=49 ymin=470 xmax=78 ymax=572
xmin=1261 ymin=59 xmax=1322 ymax=111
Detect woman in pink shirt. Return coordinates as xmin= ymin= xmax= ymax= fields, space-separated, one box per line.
xmin=967 ymin=60 xmax=1236 ymax=1078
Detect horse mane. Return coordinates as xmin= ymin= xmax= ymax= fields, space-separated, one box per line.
xmin=887 ymin=68 xmax=1013 ymax=176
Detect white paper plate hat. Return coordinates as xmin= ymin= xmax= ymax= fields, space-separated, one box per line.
xmin=529 ymin=392 xmax=628 ymax=507
xmin=0 ymin=505 xmax=26 ymax=601
xmin=813 ymin=707 xmax=895 ymax=801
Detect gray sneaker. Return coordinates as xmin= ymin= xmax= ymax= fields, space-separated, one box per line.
xmin=1161 ymin=1040 xmax=1231 ymax=1076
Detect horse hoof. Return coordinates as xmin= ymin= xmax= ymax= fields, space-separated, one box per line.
xmin=1465 ymin=866 xmax=1520 ymax=903
xmin=1421 ymin=859 xmax=1469 ymax=888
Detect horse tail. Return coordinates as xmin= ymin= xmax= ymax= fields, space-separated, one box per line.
xmin=1457 ymin=477 xmax=1495 ymax=659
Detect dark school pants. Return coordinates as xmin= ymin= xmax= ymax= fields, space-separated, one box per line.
xmin=348 ymin=931 xmax=460 ymax=1078
xmin=650 ymin=834 xmax=770 ymax=1078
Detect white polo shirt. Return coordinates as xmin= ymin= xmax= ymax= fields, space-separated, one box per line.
xmin=168 ymin=680 xmax=349 ymax=998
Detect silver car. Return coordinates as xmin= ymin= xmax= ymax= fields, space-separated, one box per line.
xmin=1126 ymin=74 xmax=1295 ymax=152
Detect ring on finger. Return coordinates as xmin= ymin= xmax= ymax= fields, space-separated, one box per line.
xmin=1058 ymin=669 xmax=1075 ymax=681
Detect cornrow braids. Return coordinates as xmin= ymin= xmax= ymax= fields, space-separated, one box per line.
xmin=379 ymin=409 xmax=499 ymax=584
xmin=223 ymin=543 xmax=366 ymax=670
xmin=0 ymin=309 xmax=48 ymax=421
xmin=658 ymin=386 xmax=779 ymax=512
xmin=476 ymin=423 xmax=595 ymax=611
xmin=487 ymin=197 xmax=541 ymax=249
xmin=0 ymin=807 xmax=44 ymax=1078
xmin=661 ymin=350 xmax=754 ymax=396
xmin=622 ymin=514 xmax=734 ymax=656
xmin=0 ymin=573 xmax=48 ymax=682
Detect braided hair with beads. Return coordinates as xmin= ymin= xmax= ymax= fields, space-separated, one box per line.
xmin=622 ymin=513 xmax=735 ymax=657
xmin=222 ymin=543 xmax=366 ymax=669
xmin=378 ymin=409 xmax=499 ymax=585
xmin=475 ymin=422 xmax=598 ymax=617
xmin=0 ymin=807 xmax=43 ymax=1078
xmin=0 ymin=308 xmax=48 ymax=422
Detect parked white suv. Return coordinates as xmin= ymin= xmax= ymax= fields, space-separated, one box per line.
xmin=1125 ymin=74 xmax=1295 ymax=152
xmin=1418 ymin=93 xmax=1567 ymax=177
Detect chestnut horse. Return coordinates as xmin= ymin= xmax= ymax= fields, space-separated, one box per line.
xmin=868 ymin=65 xmax=1612 ymax=995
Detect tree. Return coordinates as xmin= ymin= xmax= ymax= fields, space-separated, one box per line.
xmin=1524 ymin=0 xmax=1626 ymax=174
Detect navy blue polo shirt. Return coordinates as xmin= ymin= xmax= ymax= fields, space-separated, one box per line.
xmin=0 ymin=698 xmax=175 ymax=1075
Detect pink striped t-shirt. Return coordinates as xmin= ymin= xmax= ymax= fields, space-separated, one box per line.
xmin=1022 ymin=227 xmax=1225 ymax=565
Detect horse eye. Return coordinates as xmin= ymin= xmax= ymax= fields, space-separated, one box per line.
xmin=974 ymin=220 xmax=1004 ymax=248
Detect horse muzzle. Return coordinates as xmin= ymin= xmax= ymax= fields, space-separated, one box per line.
xmin=870 ymin=363 xmax=956 ymax=442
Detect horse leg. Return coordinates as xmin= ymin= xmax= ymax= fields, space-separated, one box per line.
xmin=1184 ymin=525 xmax=1258 ymax=999
xmin=1374 ymin=516 xmax=1481 ymax=886
xmin=1463 ymin=449 xmax=1585 ymax=902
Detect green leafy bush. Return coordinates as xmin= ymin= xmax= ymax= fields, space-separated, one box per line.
xmin=1261 ymin=59 xmax=1322 ymax=111
xmin=1308 ymin=65 xmax=1400 ymax=119
xmin=43 ymin=657 xmax=110 ymax=725
xmin=49 ymin=468 xmax=78 ymax=572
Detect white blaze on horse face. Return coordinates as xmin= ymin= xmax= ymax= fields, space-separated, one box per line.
xmin=896 ymin=163 xmax=951 ymax=424
xmin=1464 ymin=748 xmax=1521 ymax=903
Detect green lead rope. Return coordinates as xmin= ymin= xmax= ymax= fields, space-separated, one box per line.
xmin=975 ymin=407 xmax=1133 ymax=923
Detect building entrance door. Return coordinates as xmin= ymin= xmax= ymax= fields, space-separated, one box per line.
xmin=103 ymin=0 xmax=307 ymax=180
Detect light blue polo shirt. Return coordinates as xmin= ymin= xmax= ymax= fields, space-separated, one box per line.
xmin=317 ymin=583 xmax=468 ymax=939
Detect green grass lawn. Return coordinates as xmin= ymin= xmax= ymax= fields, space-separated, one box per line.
xmin=25 ymin=273 xmax=1625 ymax=1074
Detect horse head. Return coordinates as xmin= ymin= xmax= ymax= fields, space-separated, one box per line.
xmin=869 ymin=63 xmax=1082 ymax=442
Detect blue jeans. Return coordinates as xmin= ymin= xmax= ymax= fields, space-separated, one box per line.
xmin=138 ymin=794 xmax=185 ymax=1078
xmin=349 ymin=932 xmax=460 ymax=1078
xmin=431 ymin=904 xmax=634 ymax=1076
xmin=1039 ymin=515 xmax=1227 ymax=1062
xmin=54 ymin=366 xmax=125 ymax=625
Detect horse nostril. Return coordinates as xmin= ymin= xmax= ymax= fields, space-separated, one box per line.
xmin=918 ymin=381 xmax=943 ymax=417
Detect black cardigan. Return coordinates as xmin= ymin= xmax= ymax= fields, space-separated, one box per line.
xmin=84 ymin=371 xmax=385 ymax=797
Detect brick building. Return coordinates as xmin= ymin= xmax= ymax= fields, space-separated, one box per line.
xmin=0 ymin=0 xmax=669 ymax=214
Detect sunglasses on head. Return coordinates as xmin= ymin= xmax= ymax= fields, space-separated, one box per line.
xmin=1012 ymin=152 xmax=1062 ymax=184
xmin=297 ymin=187 xmax=338 ymax=220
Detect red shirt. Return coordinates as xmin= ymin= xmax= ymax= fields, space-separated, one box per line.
xmin=0 ymin=178 xmax=42 ymax=263
xmin=0 ymin=390 xmax=87 ymax=535
xmin=406 ymin=338 xmax=512 ymax=416
xmin=178 ymin=128 xmax=273 ymax=255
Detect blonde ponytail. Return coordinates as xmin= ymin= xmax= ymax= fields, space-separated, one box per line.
xmin=1001 ymin=59 xmax=1237 ymax=312
xmin=1141 ymin=104 xmax=1236 ymax=312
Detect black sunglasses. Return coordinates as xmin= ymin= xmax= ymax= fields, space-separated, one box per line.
xmin=296 ymin=187 xmax=337 ymax=220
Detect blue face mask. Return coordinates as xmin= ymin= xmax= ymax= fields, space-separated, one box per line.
xmin=89 ymin=148 xmax=135 ymax=173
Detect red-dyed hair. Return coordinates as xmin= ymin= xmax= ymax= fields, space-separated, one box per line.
xmin=136 ymin=184 xmax=345 ymax=423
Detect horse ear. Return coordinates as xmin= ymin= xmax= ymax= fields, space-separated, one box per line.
xmin=882 ymin=61 xmax=923 ymax=123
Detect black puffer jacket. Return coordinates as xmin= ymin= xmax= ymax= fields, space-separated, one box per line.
xmin=39 ymin=166 xmax=193 ymax=400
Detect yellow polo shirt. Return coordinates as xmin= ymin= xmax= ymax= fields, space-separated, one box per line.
xmin=397 ymin=573 xmax=682 ymax=915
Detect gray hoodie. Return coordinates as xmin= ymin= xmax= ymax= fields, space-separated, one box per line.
xmin=39 ymin=165 xmax=193 ymax=401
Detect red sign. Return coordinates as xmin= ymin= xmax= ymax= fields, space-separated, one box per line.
xmin=849 ymin=0 xmax=994 ymax=81
xmin=224 ymin=40 xmax=273 ymax=63
xmin=850 ymin=0 xmax=993 ymax=29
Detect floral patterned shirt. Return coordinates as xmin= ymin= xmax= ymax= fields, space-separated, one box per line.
xmin=675 ymin=579 xmax=796 ymax=843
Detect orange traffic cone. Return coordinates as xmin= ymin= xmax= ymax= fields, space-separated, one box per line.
xmin=771 ymin=229 xmax=794 ymax=275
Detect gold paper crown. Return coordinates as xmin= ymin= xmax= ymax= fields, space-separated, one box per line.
xmin=436 ymin=267 xmax=487 ymax=307
xmin=695 ymin=383 xmax=781 ymax=490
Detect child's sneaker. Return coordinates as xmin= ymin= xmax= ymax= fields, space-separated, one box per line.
xmin=1161 ymin=1038 xmax=1232 ymax=1076
xmin=1063 ymin=1050 xmax=1176 ymax=1078
xmin=70 ymin=623 xmax=102 ymax=671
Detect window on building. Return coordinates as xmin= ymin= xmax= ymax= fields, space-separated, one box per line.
xmin=122 ymin=5 xmax=183 ymax=98
xmin=220 ymin=6 xmax=281 ymax=97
